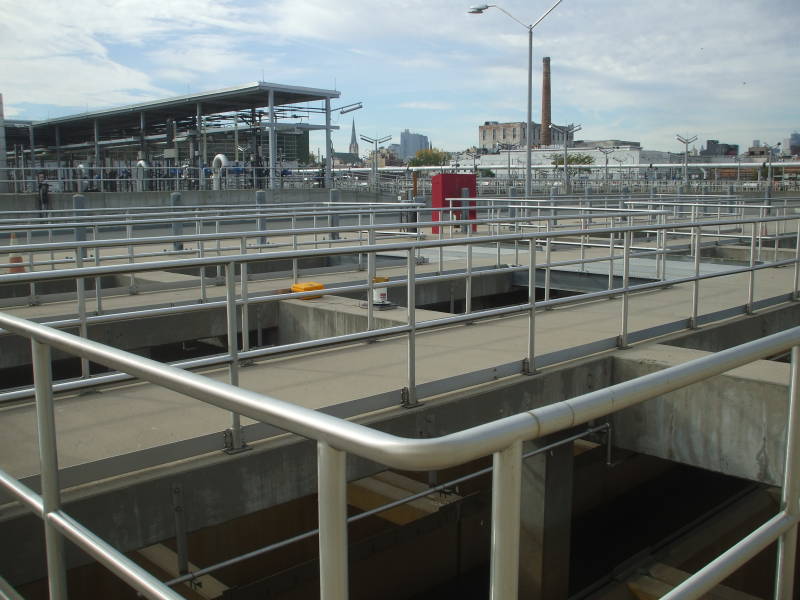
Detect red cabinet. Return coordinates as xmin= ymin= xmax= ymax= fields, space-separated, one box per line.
xmin=431 ymin=174 xmax=477 ymax=234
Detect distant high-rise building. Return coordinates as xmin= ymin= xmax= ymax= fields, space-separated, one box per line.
xmin=348 ymin=120 xmax=359 ymax=156
xmin=789 ymin=132 xmax=800 ymax=156
xmin=399 ymin=129 xmax=430 ymax=160
xmin=701 ymin=139 xmax=739 ymax=157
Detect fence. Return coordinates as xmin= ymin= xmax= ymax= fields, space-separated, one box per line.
xmin=0 ymin=297 xmax=798 ymax=599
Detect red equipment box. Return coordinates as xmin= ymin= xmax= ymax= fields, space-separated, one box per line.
xmin=431 ymin=173 xmax=477 ymax=234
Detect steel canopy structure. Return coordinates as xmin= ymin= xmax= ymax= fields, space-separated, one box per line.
xmin=1 ymin=82 xmax=342 ymax=190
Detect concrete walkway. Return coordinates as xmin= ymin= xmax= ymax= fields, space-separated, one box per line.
xmin=0 ymin=237 xmax=796 ymax=480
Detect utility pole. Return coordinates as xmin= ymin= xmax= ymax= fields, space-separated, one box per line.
xmin=676 ymin=134 xmax=698 ymax=187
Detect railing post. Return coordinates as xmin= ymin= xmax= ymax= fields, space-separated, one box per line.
xmin=126 ymin=223 xmax=137 ymax=294
xmin=367 ymin=217 xmax=376 ymax=332
xmin=793 ymin=222 xmax=800 ymax=302
xmin=32 ymin=339 xmax=69 ymax=600
xmin=776 ymin=345 xmax=800 ymax=600
xmin=465 ymin=226 xmax=473 ymax=316
xmin=256 ymin=189 xmax=267 ymax=247
xmin=619 ymin=230 xmax=631 ymax=348
xmin=526 ymin=239 xmax=537 ymax=375
xmin=292 ymin=216 xmax=298 ymax=284
xmin=690 ymin=225 xmax=701 ymax=329
xmin=75 ymin=249 xmax=89 ymax=379
xmin=26 ymin=229 xmax=38 ymax=305
xmin=607 ymin=226 xmax=615 ymax=294
xmin=747 ymin=223 xmax=757 ymax=314
xmin=490 ymin=440 xmax=523 ymax=600
xmin=170 ymin=192 xmax=184 ymax=251
xmin=317 ymin=441 xmax=349 ymax=600
xmin=240 ymin=238 xmax=250 ymax=352
xmin=404 ymin=249 xmax=418 ymax=407
xmin=658 ymin=213 xmax=667 ymax=281
xmin=224 ymin=262 xmax=246 ymax=452
xmin=544 ymin=221 xmax=552 ymax=308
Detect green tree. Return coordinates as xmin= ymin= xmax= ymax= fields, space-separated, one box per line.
xmin=550 ymin=152 xmax=594 ymax=177
xmin=549 ymin=153 xmax=595 ymax=166
xmin=408 ymin=148 xmax=449 ymax=167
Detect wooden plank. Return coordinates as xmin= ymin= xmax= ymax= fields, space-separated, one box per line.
xmin=138 ymin=544 xmax=228 ymax=600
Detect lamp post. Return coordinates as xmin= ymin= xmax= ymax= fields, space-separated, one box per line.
xmin=469 ymin=0 xmax=564 ymax=198
xmin=597 ymin=146 xmax=615 ymax=191
xmin=676 ymin=134 xmax=698 ymax=187
xmin=766 ymin=142 xmax=781 ymax=187
xmin=549 ymin=122 xmax=581 ymax=191
xmin=360 ymin=134 xmax=391 ymax=191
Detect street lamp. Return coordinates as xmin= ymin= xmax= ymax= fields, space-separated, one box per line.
xmin=469 ymin=0 xmax=565 ymax=198
xmin=360 ymin=134 xmax=391 ymax=190
xmin=597 ymin=146 xmax=615 ymax=191
xmin=766 ymin=142 xmax=781 ymax=187
xmin=676 ymin=134 xmax=698 ymax=187
xmin=549 ymin=122 xmax=581 ymax=190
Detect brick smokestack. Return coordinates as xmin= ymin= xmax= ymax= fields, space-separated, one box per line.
xmin=541 ymin=57 xmax=551 ymax=146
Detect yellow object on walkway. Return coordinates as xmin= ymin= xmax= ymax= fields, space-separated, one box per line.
xmin=291 ymin=281 xmax=325 ymax=299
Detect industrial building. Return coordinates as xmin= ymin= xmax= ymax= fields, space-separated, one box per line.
xmin=0 ymin=82 xmax=344 ymax=193
xmin=478 ymin=120 xmax=573 ymax=151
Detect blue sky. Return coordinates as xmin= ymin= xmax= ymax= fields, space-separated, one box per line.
xmin=1 ymin=0 xmax=798 ymax=156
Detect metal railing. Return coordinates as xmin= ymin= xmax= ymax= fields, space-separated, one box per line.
xmin=0 ymin=302 xmax=799 ymax=599
xmin=4 ymin=165 xmax=799 ymax=196
xmin=1 ymin=207 xmax=798 ymax=409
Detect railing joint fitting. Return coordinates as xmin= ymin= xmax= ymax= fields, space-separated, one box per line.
xmin=401 ymin=387 xmax=419 ymax=409
xmin=223 ymin=428 xmax=251 ymax=455
xmin=522 ymin=358 xmax=536 ymax=376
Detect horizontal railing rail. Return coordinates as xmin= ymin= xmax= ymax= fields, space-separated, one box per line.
xmin=1 ymin=210 xmax=798 ymax=407
xmin=0 ymin=307 xmax=798 ymax=599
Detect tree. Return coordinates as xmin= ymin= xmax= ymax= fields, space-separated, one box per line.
xmin=549 ymin=153 xmax=595 ymax=166
xmin=550 ymin=152 xmax=594 ymax=177
xmin=408 ymin=148 xmax=449 ymax=167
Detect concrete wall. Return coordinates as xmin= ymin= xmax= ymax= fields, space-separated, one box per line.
xmin=611 ymin=344 xmax=788 ymax=485
xmin=0 ymin=188 xmax=393 ymax=211
xmin=0 ymin=355 xmax=612 ymax=584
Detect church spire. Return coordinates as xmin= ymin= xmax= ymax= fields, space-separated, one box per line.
xmin=348 ymin=119 xmax=359 ymax=155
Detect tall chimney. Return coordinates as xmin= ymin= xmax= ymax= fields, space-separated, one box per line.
xmin=541 ymin=57 xmax=551 ymax=147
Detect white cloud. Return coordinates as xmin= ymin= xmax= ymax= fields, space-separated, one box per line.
xmin=0 ymin=0 xmax=797 ymax=152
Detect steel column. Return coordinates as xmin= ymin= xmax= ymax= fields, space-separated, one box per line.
xmin=268 ymin=90 xmax=276 ymax=190
xmin=325 ymin=98 xmax=333 ymax=189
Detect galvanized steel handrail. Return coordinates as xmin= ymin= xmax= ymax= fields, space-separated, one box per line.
xmin=0 ymin=311 xmax=799 ymax=598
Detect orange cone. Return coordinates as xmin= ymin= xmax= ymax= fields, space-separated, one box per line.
xmin=7 ymin=233 xmax=25 ymax=274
